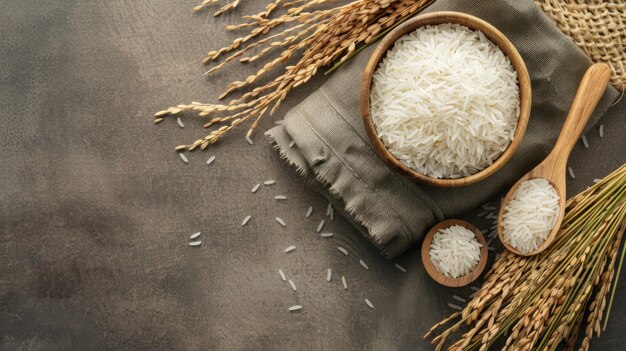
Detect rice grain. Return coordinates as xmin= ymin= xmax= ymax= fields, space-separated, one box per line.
xmin=188 ymin=241 xmax=202 ymax=247
xmin=276 ymin=217 xmax=286 ymax=227
xmin=251 ymin=183 xmax=260 ymax=193
xmin=176 ymin=117 xmax=184 ymax=128
xmin=288 ymin=305 xmax=302 ymax=311
xmin=316 ymin=220 xmax=325 ymax=233
xmin=241 ymin=215 xmax=251 ymax=226
xmin=206 ymin=155 xmax=216 ymax=165
xmin=326 ymin=269 xmax=332 ymax=282
xmin=581 ymin=135 xmax=589 ymax=148
xmin=394 ymin=264 xmax=407 ymax=272
xmin=288 ymin=279 xmax=297 ymax=291
xmin=284 ymin=245 xmax=296 ymax=253
xmin=179 ymin=153 xmax=189 ymax=164
xmin=305 ymin=206 xmax=313 ymax=218
xmin=448 ymin=303 xmax=463 ymax=311
xmin=359 ymin=260 xmax=369 ymax=270
xmin=568 ymin=166 xmax=576 ymax=179
xmin=337 ymin=246 xmax=349 ymax=256
xmin=189 ymin=232 xmax=201 ymax=240
xmin=365 ymin=299 xmax=374 ymax=309
xmin=278 ymin=269 xmax=286 ymax=281
xmin=341 ymin=276 xmax=347 ymax=289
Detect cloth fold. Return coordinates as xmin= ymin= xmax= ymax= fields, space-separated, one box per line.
xmin=266 ymin=0 xmax=618 ymax=258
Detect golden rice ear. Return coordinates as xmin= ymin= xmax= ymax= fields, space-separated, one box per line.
xmin=157 ymin=0 xmax=432 ymax=150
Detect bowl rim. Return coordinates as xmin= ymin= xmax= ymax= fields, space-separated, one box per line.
xmin=421 ymin=219 xmax=489 ymax=287
xmin=360 ymin=11 xmax=532 ymax=187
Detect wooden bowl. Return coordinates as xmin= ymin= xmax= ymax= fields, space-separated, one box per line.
xmin=421 ymin=219 xmax=488 ymax=287
xmin=360 ymin=11 xmax=532 ymax=187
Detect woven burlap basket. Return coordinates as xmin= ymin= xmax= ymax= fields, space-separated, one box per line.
xmin=535 ymin=0 xmax=625 ymax=90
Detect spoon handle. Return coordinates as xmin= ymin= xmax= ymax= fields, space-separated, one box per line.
xmin=549 ymin=63 xmax=611 ymax=163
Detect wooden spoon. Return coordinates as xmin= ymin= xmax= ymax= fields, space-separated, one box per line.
xmin=497 ymin=63 xmax=611 ymax=256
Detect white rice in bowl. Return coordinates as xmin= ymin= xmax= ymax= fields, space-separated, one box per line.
xmin=370 ymin=23 xmax=520 ymax=179
xmin=429 ymin=225 xmax=482 ymax=279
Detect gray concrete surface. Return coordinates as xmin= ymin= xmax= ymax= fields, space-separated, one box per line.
xmin=1 ymin=1 xmax=624 ymax=350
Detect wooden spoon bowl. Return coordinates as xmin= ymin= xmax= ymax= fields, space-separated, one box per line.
xmin=421 ymin=219 xmax=488 ymax=287
xmin=497 ymin=63 xmax=611 ymax=256
xmin=360 ymin=11 xmax=531 ymax=187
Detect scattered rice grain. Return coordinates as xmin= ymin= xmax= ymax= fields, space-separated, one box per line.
xmin=568 ymin=166 xmax=576 ymax=179
xmin=320 ymin=232 xmax=334 ymax=238
xmin=284 ymin=245 xmax=296 ymax=253
xmin=241 ymin=215 xmax=251 ymax=226
xmin=189 ymin=232 xmax=201 ymax=240
xmin=179 ymin=153 xmax=189 ymax=164
xmin=337 ymin=246 xmax=348 ymax=256
xmin=288 ymin=279 xmax=297 ymax=291
xmin=206 ymin=155 xmax=216 ymax=165
xmin=342 ymin=276 xmax=347 ymax=289
xmin=581 ymin=135 xmax=589 ymax=148
xmin=599 ymin=124 xmax=604 ymax=138
xmin=394 ymin=264 xmax=407 ymax=272
xmin=188 ymin=241 xmax=202 ymax=247
xmin=288 ymin=305 xmax=302 ymax=311
xmin=305 ymin=206 xmax=313 ymax=218
xmin=251 ymin=183 xmax=260 ymax=193
xmin=176 ymin=117 xmax=184 ymax=128
xmin=452 ymin=295 xmax=466 ymax=303
xmin=326 ymin=203 xmax=332 ymax=216
xmin=448 ymin=303 xmax=463 ymax=311
xmin=275 ymin=195 xmax=287 ymax=200
xmin=365 ymin=299 xmax=374 ymax=309
xmin=326 ymin=269 xmax=332 ymax=281
xmin=245 ymin=135 xmax=254 ymax=145
xmin=359 ymin=259 xmax=369 ymax=270
xmin=278 ymin=269 xmax=286 ymax=281
xmin=264 ymin=180 xmax=275 ymax=185
xmin=316 ymin=220 xmax=325 ymax=233
xmin=276 ymin=217 xmax=286 ymax=227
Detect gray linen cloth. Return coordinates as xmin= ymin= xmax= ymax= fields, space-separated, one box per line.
xmin=266 ymin=0 xmax=619 ymax=258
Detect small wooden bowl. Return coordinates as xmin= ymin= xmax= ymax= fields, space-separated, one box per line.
xmin=360 ymin=11 xmax=532 ymax=187
xmin=421 ymin=219 xmax=488 ymax=287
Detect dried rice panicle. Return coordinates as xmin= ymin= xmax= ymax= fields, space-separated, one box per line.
xmin=425 ymin=164 xmax=626 ymax=351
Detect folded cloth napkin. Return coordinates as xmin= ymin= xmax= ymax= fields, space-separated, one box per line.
xmin=266 ymin=0 xmax=618 ymax=258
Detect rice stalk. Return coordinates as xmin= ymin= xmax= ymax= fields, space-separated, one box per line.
xmin=425 ymin=163 xmax=626 ymax=351
xmin=156 ymin=0 xmax=434 ymax=151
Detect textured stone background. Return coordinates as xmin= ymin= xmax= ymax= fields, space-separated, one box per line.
xmin=1 ymin=1 xmax=624 ymax=350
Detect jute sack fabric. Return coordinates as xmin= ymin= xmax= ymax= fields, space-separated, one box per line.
xmin=535 ymin=0 xmax=625 ymax=90
xmin=266 ymin=0 xmax=619 ymax=258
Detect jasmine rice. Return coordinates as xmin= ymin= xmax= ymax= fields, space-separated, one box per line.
xmin=370 ymin=23 xmax=520 ymax=178
xmin=429 ymin=225 xmax=482 ymax=279
xmin=501 ymin=178 xmax=560 ymax=254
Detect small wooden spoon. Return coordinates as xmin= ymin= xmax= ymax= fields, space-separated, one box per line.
xmin=497 ymin=63 xmax=611 ymax=256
